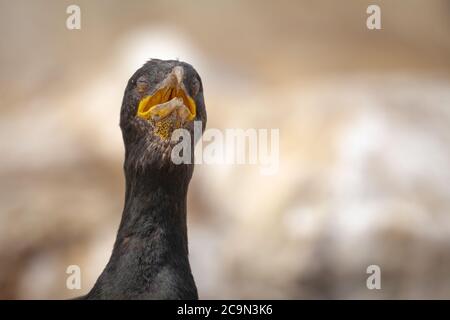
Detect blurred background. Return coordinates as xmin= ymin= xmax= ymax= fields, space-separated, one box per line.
xmin=1 ymin=0 xmax=450 ymax=299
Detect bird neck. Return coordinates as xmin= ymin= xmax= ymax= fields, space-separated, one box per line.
xmin=88 ymin=166 xmax=197 ymax=299
xmin=117 ymin=169 xmax=191 ymax=251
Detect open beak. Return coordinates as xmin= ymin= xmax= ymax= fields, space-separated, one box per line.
xmin=136 ymin=66 xmax=196 ymax=123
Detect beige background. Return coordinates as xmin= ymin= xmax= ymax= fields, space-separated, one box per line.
xmin=0 ymin=0 xmax=450 ymax=299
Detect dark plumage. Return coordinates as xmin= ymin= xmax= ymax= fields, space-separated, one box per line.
xmin=81 ymin=59 xmax=206 ymax=299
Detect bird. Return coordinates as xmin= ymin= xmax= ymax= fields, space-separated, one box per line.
xmin=80 ymin=59 xmax=207 ymax=299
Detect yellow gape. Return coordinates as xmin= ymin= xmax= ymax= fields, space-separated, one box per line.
xmin=136 ymin=86 xmax=196 ymax=122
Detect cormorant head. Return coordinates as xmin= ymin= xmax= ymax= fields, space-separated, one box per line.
xmin=119 ymin=59 xmax=207 ymax=173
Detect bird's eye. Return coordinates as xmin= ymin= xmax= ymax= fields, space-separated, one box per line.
xmin=136 ymin=76 xmax=149 ymax=94
xmin=191 ymin=78 xmax=200 ymax=97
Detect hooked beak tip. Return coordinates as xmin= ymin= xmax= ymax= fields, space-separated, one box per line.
xmin=172 ymin=66 xmax=184 ymax=85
